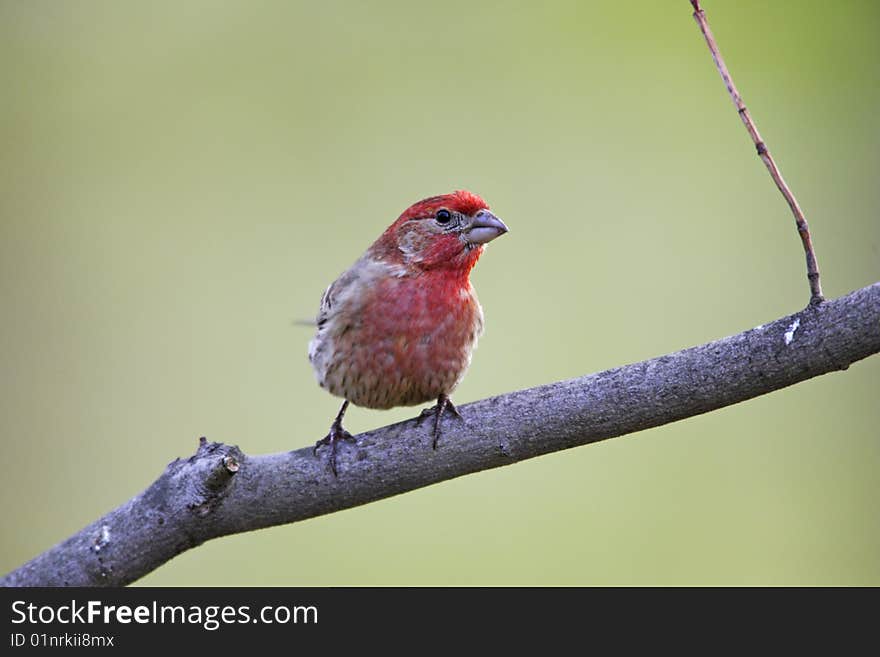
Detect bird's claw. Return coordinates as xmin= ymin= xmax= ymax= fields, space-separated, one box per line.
xmin=418 ymin=403 xmax=463 ymax=423
xmin=313 ymin=425 xmax=356 ymax=477
xmin=418 ymin=395 xmax=463 ymax=450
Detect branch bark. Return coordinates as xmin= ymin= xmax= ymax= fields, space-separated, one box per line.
xmin=3 ymin=283 xmax=879 ymax=587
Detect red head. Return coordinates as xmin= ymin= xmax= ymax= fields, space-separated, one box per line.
xmin=369 ymin=190 xmax=508 ymax=274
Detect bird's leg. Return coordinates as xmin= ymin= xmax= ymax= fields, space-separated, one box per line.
xmin=418 ymin=393 xmax=463 ymax=450
xmin=313 ymin=400 xmax=356 ymax=476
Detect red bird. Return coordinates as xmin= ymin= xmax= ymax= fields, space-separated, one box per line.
xmin=309 ymin=190 xmax=508 ymax=474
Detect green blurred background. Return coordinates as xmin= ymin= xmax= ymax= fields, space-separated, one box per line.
xmin=1 ymin=0 xmax=878 ymax=585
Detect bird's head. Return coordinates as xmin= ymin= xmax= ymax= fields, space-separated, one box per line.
xmin=370 ymin=190 xmax=508 ymax=274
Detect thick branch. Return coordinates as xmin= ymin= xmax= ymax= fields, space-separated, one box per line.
xmin=3 ymin=283 xmax=878 ymax=587
xmin=690 ymin=0 xmax=824 ymax=304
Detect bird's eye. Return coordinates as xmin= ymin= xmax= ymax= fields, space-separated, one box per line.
xmin=436 ymin=209 xmax=452 ymax=224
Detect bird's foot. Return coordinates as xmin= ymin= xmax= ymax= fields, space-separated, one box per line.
xmin=313 ymin=421 xmax=356 ymax=477
xmin=418 ymin=394 xmax=463 ymax=449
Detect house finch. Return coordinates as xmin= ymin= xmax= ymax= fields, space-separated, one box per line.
xmin=309 ymin=190 xmax=508 ymax=475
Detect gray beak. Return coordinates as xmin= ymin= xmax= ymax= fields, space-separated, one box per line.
xmin=465 ymin=209 xmax=509 ymax=245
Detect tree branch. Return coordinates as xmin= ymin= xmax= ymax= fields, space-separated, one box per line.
xmin=690 ymin=0 xmax=824 ymax=304
xmin=3 ymin=283 xmax=878 ymax=587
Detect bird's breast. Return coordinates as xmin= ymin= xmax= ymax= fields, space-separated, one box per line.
xmin=313 ymin=271 xmax=484 ymax=409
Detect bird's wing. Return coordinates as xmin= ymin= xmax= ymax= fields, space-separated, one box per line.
xmin=315 ymin=266 xmax=360 ymax=329
xmin=315 ymin=256 xmax=409 ymax=330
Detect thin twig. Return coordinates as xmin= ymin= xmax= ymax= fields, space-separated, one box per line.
xmin=690 ymin=0 xmax=824 ymax=305
xmin=3 ymin=282 xmax=878 ymax=586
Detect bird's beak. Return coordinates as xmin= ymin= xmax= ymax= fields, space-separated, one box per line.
xmin=465 ymin=209 xmax=509 ymax=245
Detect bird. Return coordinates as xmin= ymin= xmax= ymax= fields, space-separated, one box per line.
xmin=308 ymin=190 xmax=508 ymax=475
